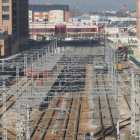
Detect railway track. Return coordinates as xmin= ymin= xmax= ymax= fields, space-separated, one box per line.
xmin=0 ymin=79 xmax=32 ymax=118
xmin=41 ymin=93 xmax=68 ymax=140
xmin=119 ymin=74 xmax=131 ymax=110
xmin=30 ymin=65 xmax=85 ymax=140
xmin=30 ymin=92 xmax=82 ymax=140
xmin=94 ymin=74 xmax=116 ymax=140
xmin=30 ymin=92 xmax=67 ymax=140
xmin=95 ymin=74 xmax=104 ymax=139
xmin=94 ymin=74 xmax=131 ymax=140
xmin=102 ymin=74 xmax=116 ymax=140
xmin=0 ymin=78 xmax=32 ymax=139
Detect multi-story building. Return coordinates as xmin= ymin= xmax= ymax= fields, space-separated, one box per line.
xmin=0 ymin=0 xmax=29 ymax=56
xmin=29 ymin=4 xmax=69 ymax=23
xmin=19 ymin=0 xmax=29 ymax=50
xmin=137 ymin=0 xmax=140 ymax=40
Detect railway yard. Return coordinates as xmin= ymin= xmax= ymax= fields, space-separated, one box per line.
xmin=0 ymin=40 xmax=139 ymax=140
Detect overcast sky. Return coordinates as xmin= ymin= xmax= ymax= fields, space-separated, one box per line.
xmin=29 ymin=0 xmax=136 ymax=11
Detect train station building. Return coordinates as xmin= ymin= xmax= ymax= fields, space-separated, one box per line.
xmin=29 ymin=22 xmax=98 ymax=40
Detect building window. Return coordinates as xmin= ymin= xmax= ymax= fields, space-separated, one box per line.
xmin=60 ymin=17 xmax=63 ymax=20
xmin=2 ymin=0 xmax=9 ymax=3
xmin=35 ymin=17 xmax=39 ymax=19
xmin=68 ymin=29 xmax=71 ymax=32
xmin=12 ymin=27 xmax=16 ymax=32
xmin=51 ymin=17 xmax=53 ymax=20
xmin=41 ymin=29 xmax=46 ymax=32
xmin=2 ymin=6 xmax=9 ymax=11
xmin=81 ymin=29 xmax=86 ymax=32
xmin=87 ymin=29 xmax=91 ymax=32
xmin=91 ymin=28 xmax=95 ymax=32
xmin=2 ymin=15 xmax=9 ymax=20
xmin=36 ymin=29 xmax=39 ymax=32
xmin=12 ymin=18 xmax=16 ymax=24
xmin=60 ymin=13 xmax=63 ymax=16
xmin=78 ymin=29 xmax=81 ymax=32
xmin=72 ymin=29 xmax=76 ymax=32
xmin=34 ymin=12 xmax=39 ymax=15
xmin=12 ymin=11 xmax=16 ymax=16
xmin=50 ymin=29 xmax=54 ymax=32
xmin=30 ymin=29 xmax=35 ymax=33
xmin=50 ymin=12 xmax=53 ymax=16
xmin=12 ymin=3 xmax=16 ymax=8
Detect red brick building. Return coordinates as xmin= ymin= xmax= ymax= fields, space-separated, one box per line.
xmin=29 ymin=5 xmax=70 ymax=22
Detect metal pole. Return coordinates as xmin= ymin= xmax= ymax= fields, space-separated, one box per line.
xmin=31 ymin=57 xmax=33 ymax=96
xmin=113 ymin=50 xmax=115 ymax=86
xmin=2 ymin=78 xmax=7 ymax=140
xmin=56 ymin=40 xmax=57 ymax=53
xmin=116 ymin=54 xmax=118 ymax=101
xmin=37 ymin=52 xmax=39 ymax=92
xmin=117 ymin=122 xmax=120 ymax=140
xmin=16 ymin=65 xmax=20 ymax=140
xmin=139 ymin=107 xmax=140 ymax=140
xmin=26 ymin=102 xmax=30 ymax=140
xmin=131 ymin=68 xmax=135 ymax=136
xmin=41 ymin=49 xmax=43 ymax=67
xmin=24 ymin=54 xmax=27 ymax=92
xmin=48 ymin=46 xmax=50 ymax=62
xmin=53 ymin=41 xmax=56 ymax=53
xmin=45 ymin=48 xmax=47 ymax=64
xmin=52 ymin=44 xmax=54 ymax=59
xmin=20 ymin=122 xmax=25 ymax=140
xmin=135 ymin=75 xmax=139 ymax=139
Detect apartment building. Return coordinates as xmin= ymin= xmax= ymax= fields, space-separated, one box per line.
xmin=29 ymin=5 xmax=69 ymax=22
xmin=0 ymin=0 xmax=29 ymax=56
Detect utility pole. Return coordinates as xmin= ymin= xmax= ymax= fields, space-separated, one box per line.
xmin=135 ymin=75 xmax=140 ymax=139
xmin=117 ymin=122 xmax=120 ymax=140
xmin=16 ymin=65 xmax=20 ymax=140
xmin=37 ymin=52 xmax=39 ymax=92
xmin=31 ymin=57 xmax=33 ymax=96
xmin=76 ymin=2 xmax=79 ymax=17
xmin=2 ymin=78 xmax=7 ymax=140
xmin=26 ymin=102 xmax=30 ymax=140
xmin=24 ymin=54 xmax=27 ymax=92
xmin=131 ymin=68 xmax=135 ymax=136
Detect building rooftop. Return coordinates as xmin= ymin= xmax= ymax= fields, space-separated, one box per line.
xmin=107 ymin=21 xmax=136 ymax=28
xmin=29 ymin=4 xmax=69 ymax=12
